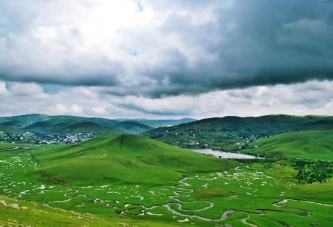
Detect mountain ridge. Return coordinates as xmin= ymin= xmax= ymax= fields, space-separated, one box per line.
xmin=141 ymin=114 xmax=333 ymax=151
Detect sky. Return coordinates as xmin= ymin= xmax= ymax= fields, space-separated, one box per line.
xmin=0 ymin=0 xmax=332 ymax=119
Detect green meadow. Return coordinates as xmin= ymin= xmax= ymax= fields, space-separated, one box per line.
xmin=246 ymin=130 xmax=333 ymax=160
xmin=0 ymin=133 xmax=333 ymax=226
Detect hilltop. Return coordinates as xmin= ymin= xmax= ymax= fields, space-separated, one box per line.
xmin=33 ymin=134 xmax=236 ymax=185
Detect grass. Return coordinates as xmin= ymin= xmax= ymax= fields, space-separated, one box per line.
xmin=0 ymin=136 xmax=333 ymax=226
xmin=194 ymin=188 xmax=230 ymax=198
xmin=246 ymin=130 xmax=333 ymax=160
xmin=0 ymin=195 xmax=183 ymax=227
xmin=32 ymin=134 xmax=237 ymax=186
xmin=142 ymin=115 xmax=333 ymax=152
xmin=0 ymin=195 xmax=114 ymax=227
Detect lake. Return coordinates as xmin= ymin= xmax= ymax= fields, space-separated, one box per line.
xmin=189 ymin=149 xmax=258 ymax=159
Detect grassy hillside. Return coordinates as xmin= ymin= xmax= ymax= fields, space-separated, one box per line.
xmin=0 ymin=114 xmax=181 ymax=135
xmin=21 ymin=116 xmax=120 ymax=134
xmin=0 ymin=195 xmax=182 ymax=227
xmin=0 ymin=114 xmax=49 ymax=129
xmin=60 ymin=122 xmax=123 ymax=135
xmin=33 ymin=134 xmax=237 ymax=186
xmin=0 ymin=123 xmax=22 ymax=134
xmin=142 ymin=115 xmax=333 ymax=151
xmin=245 ymin=130 xmax=333 ymax=160
xmin=0 ymin=195 xmax=113 ymax=227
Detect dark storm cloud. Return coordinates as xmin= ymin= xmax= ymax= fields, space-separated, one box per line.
xmin=0 ymin=0 xmax=332 ymax=97
xmin=144 ymin=0 xmax=333 ymax=95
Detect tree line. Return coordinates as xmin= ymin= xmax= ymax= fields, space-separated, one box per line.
xmin=290 ymin=159 xmax=333 ymax=184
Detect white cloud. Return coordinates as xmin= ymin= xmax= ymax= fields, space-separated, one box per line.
xmin=70 ymin=104 xmax=83 ymax=115
xmin=0 ymin=80 xmax=332 ymax=118
xmin=0 ymin=81 xmax=8 ymax=95
xmin=7 ymin=82 xmax=44 ymax=96
xmin=53 ymin=103 xmax=68 ymax=115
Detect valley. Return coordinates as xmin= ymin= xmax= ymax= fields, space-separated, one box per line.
xmin=0 ymin=115 xmax=333 ymax=226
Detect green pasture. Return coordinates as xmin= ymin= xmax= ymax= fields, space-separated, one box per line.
xmin=246 ymin=130 xmax=333 ymax=160
xmin=0 ymin=136 xmax=333 ymax=226
xmin=32 ymin=135 xmax=237 ymax=185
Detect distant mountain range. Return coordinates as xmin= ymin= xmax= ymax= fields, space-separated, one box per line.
xmin=2 ymin=114 xmax=333 ymax=154
xmin=0 ymin=114 xmax=195 ymax=135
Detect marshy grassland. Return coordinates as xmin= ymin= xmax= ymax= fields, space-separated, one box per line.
xmin=0 ymin=133 xmax=333 ymax=226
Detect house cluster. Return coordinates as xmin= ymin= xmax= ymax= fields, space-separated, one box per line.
xmin=145 ymin=124 xmax=266 ymax=152
xmin=0 ymin=132 xmax=96 ymax=145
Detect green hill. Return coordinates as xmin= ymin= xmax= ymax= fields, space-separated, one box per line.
xmin=0 ymin=123 xmax=22 ymax=134
xmin=245 ymin=130 xmax=333 ymax=160
xmin=142 ymin=115 xmax=333 ymax=151
xmin=60 ymin=122 xmax=123 ymax=135
xmin=0 ymin=114 xmax=159 ymax=134
xmin=33 ymin=134 xmax=236 ymax=186
xmin=0 ymin=114 xmax=49 ymax=129
xmin=0 ymin=114 xmax=196 ymax=135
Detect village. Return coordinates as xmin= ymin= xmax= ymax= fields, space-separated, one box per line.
xmin=0 ymin=131 xmax=96 ymax=145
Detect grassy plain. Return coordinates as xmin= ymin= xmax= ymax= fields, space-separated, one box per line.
xmin=0 ymin=133 xmax=333 ymax=226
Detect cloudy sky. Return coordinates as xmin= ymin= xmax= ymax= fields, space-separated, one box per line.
xmin=0 ymin=0 xmax=332 ymax=119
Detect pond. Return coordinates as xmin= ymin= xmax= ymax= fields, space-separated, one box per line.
xmin=188 ymin=149 xmax=258 ymax=159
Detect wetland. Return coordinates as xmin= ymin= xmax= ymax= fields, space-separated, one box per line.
xmin=1 ymin=143 xmax=333 ymax=226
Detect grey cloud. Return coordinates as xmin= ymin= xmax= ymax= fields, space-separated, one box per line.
xmin=117 ymin=103 xmax=191 ymax=116
xmin=135 ymin=0 xmax=333 ymax=97
xmin=0 ymin=0 xmax=332 ymax=97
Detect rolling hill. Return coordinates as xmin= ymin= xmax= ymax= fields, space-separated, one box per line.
xmin=142 ymin=115 xmax=333 ymax=152
xmin=55 ymin=122 xmax=123 ymax=135
xmin=0 ymin=123 xmax=22 ymax=134
xmin=0 ymin=114 xmax=193 ymax=135
xmin=0 ymin=114 xmax=49 ymax=129
xmin=32 ymin=134 xmax=237 ymax=186
xmin=245 ymin=130 xmax=333 ymax=160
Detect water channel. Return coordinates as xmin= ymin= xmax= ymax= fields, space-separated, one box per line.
xmin=189 ymin=149 xmax=258 ymax=159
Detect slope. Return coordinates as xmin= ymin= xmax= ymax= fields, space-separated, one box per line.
xmin=0 ymin=195 xmax=112 ymax=227
xmin=0 ymin=114 xmax=49 ymax=129
xmin=142 ymin=115 xmax=333 ymax=151
xmin=0 ymin=123 xmax=22 ymax=134
xmin=60 ymin=122 xmax=123 ymax=135
xmin=33 ymin=134 xmax=236 ymax=186
xmin=245 ymin=130 xmax=333 ymax=160
xmin=0 ymin=195 xmax=181 ymax=227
